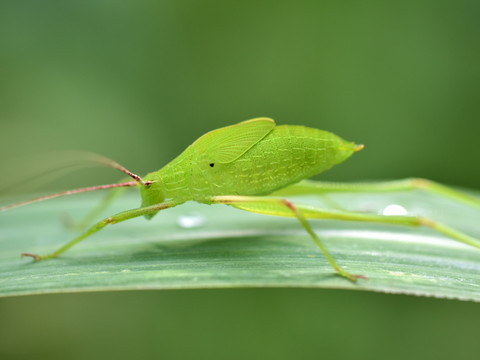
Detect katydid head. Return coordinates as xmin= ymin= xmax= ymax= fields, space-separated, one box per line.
xmin=139 ymin=173 xmax=165 ymax=216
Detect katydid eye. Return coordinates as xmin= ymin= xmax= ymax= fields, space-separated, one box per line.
xmin=209 ymin=163 xmax=215 ymax=167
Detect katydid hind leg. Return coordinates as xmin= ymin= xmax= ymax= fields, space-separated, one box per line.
xmin=215 ymin=195 xmax=480 ymax=250
xmin=22 ymin=200 xmax=177 ymax=260
xmin=211 ymin=195 xmax=367 ymax=282
xmin=273 ymin=179 xmax=480 ymax=210
xmin=212 ymin=194 xmax=480 ymax=281
xmin=293 ymin=204 xmax=480 ymax=250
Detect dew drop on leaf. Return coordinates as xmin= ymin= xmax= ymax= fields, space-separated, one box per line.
xmin=382 ymin=204 xmax=408 ymax=216
xmin=177 ymin=213 xmax=206 ymax=228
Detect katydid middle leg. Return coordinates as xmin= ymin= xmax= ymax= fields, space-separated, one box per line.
xmin=211 ymin=195 xmax=368 ymax=282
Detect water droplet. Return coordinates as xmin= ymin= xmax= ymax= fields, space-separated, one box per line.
xmin=177 ymin=213 xmax=206 ymax=229
xmin=382 ymin=204 xmax=408 ymax=216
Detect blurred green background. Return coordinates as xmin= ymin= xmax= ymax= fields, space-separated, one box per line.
xmin=1 ymin=0 xmax=479 ymax=359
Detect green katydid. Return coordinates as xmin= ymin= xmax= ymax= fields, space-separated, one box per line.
xmin=1 ymin=117 xmax=480 ymax=282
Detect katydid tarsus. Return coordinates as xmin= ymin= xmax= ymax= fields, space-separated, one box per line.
xmin=1 ymin=117 xmax=480 ymax=282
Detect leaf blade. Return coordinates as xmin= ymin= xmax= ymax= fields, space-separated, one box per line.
xmin=1 ymin=188 xmax=479 ymax=300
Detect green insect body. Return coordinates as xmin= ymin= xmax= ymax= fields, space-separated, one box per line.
xmin=141 ymin=118 xmax=359 ymax=209
xmin=2 ymin=117 xmax=480 ymax=283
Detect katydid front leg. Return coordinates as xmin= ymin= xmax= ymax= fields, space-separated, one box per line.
xmin=63 ymin=186 xmax=129 ymax=231
xmin=22 ymin=200 xmax=178 ymax=260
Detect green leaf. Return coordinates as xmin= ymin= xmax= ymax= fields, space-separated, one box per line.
xmin=1 ymin=188 xmax=480 ymax=300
